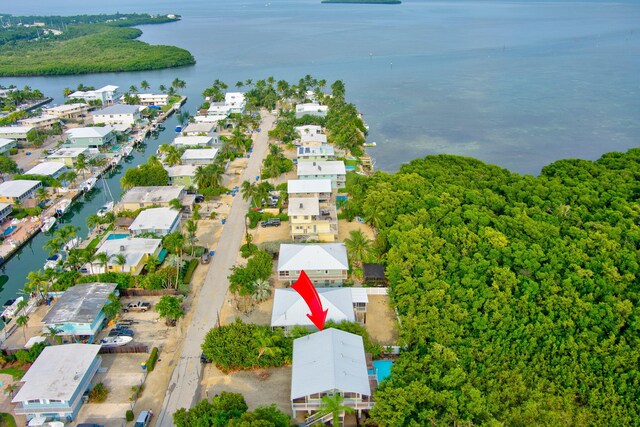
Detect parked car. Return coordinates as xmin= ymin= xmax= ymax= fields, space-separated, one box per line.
xmin=200 ymin=353 xmax=212 ymax=364
xmin=195 ymin=194 xmax=205 ymax=203
xmin=134 ymin=410 xmax=153 ymax=427
xmin=260 ymin=218 xmax=281 ymax=227
xmin=123 ymin=301 xmax=152 ymax=312
xmin=108 ymin=328 xmax=134 ymax=337
xmin=200 ymin=252 xmax=210 ymax=264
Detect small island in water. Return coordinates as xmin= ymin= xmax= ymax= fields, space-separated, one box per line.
xmin=0 ymin=13 xmax=195 ymax=77
xmin=322 ymin=0 xmax=401 ymax=4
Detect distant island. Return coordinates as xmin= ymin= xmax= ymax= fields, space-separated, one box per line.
xmin=322 ymin=0 xmax=401 ymax=4
xmin=0 ymin=13 xmax=195 ymax=77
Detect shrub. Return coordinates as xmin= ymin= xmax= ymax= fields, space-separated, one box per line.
xmin=8 ymin=148 xmax=17 ymax=155
xmin=89 ymin=383 xmax=109 ymax=403
xmin=182 ymin=259 xmax=198 ymax=284
xmin=240 ymin=243 xmax=257 ymax=258
xmin=146 ymin=347 xmax=159 ymax=372
xmin=77 ymin=272 xmax=132 ymax=289
xmin=126 ymin=410 xmax=134 ymax=422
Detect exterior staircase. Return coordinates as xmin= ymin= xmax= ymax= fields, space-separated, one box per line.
xmin=304 ymin=410 xmax=345 ymax=426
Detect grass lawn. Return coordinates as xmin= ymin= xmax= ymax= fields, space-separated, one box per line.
xmin=0 ymin=367 xmax=25 ymax=380
xmin=0 ymin=413 xmax=17 ymax=427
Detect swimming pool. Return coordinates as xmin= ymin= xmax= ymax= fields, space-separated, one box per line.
xmin=1 ymin=226 xmax=17 ymax=237
xmin=106 ymin=233 xmax=129 ymax=240
xmin=371 ymin=360 xmax=393 ymax=383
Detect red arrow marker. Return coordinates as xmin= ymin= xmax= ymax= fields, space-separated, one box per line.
xmin=291 ymin=270 xmax=328 ymax=331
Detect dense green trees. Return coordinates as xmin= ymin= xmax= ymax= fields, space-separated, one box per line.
xmin=173 ymin=392 xmax=289 ymax=427
xmin=343 ymin=149 xmax=640 ymax=426
xmin=0 ymin=14 xmax=194 ymax=77
xmin=120 ymin=158 xmax=169 ymax=189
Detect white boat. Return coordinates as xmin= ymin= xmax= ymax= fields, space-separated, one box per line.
xmin=40 ymin=217 xmax=56 ymax=233
xmin=63 ymin=237 xmax=82 ymax=251
xmin=364 ymin=142 xmax=377 ymax=147
xmin=82 ymin=177 xmax=98 ymax=193
xmin=54 ymin=199 xmax=71 ymax=217
xmin=44 ymin=253 xmax=63 ymax=270
xmin=123 ymin=146 xmax=134 ymax=157
xmin=364 ymin=123 xmax=370 ymax=131
xmin=96 ymin=201 xmax=114 ymax=217
xmin=110 ymin=154 xmax=122 ymax=166
xmin=100 ymin=335 xmax=133 ymax=347
xmin=1 ymin=296 xmax=24 ymax=319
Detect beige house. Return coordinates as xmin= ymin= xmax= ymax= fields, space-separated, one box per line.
xmin=44 ymin=103 xmax=89 ymax=120
xmin=288 ymin=197 xmax=337 ymax=242
xmin=277 ymin=243 xmax=349 ymax=286
xmin=118 ymin=186 xmax=186 ymax=212
xmin=19 ymin=115 xmax=60 ymax=129
xmin=92 ymin=238 xmax=162 ymax=275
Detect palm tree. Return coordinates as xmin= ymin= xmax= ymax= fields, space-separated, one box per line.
xmin=35 ymin=187 xmax=48 ymax=206
xmin=172 ymin=78 xmax=186 ymax=90
xmin=344 ymin=230 xmax=372 ymax=266
xmin=129 ymin=85 xmax=138 ymax=93
xmin=145 ymin=256 xmax=159 ymax=274
xmin=194 ymin=166 xmax=210 ymax=189
xmin=93 ymin=252 xmax=111 ymax=274
xmin=140 ymin=80 xmax=150 ymax=90
xmin=235 ymin=81 xmax=244 ymax=89
xmin=159 ymin=84 xmax=167 ymax=93
xmin=16 ymin=315 xmax=28 ymax=344
xmin=316 ymin=394 xmax=355 ymax=427
xmin=76 ymin=153 xmax=88 ymax=179
xmin=255 ymin=328 xmax=281 ymax=359
xmin=86 ymin=214 xmax=102 ymax=230
xmin=24 ymin=270 xmax=47 ymax=301
xmin=45 ymin=325 xmax=63 ymax=345
xmin=55 ymin=224 xmax=79 ymax=244
xmin=43 ymin=237 xmax=64 ymax=257
xmin=111 ymin=253 xmax=127 ymax=272
xmin=61 ymin=170 xmax=78 ymax=189
xmin=185 ymin=220 xmax=198 ymax=255
xmin=147 ymin=155 xmax=162 ymax=167
xmin=251 ymin=279 xmax=271 ymax=303
xmin=169 ymin=198 xmax=183 ymax=211
xmin=165 ymin=149 xmax=182 ymax=166
xmin=240 ymin=180 xmax=256 ymax=204
xmin=268 ymin=143 xmax=283 ymax=157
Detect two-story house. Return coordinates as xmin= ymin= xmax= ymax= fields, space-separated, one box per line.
xmin=65 ymin=127 xmax=115 ymax=149
xmin=165 ymin=165 xmax=198 ymax=188
xmin=0 ymin=126 xmax=35 ymax=143
xmin=288 ymin=197 xmax=338 ymax=242
xmin=0 ymin=180 xmax=42 ymax=207
xmin=68 ymin=85 xmax=119 ymax=104
xmin=44 ymin=103 xmax=89 ymax=120
xmin=277 ymin=243 xmax=349 ymax=286
xmin=180 ymin=148 xmax=219 ymax=166
xmin=19 ymin=115 xmax=60 ymax=130
xmin=91 ymin=104 xmax=142 ymax=128
xmin=297 ymin=145 xmax=335 ymax=162
xmin=0 ymin=138 xmax=17 ymax=155
xmin=12 ymin=344 xmax=102 ymax=423
xmin=24 ymin=162 xmax=68 ymax=180
xmin=295 ymin=102 xmax=328 ymax=119
xmin=297 ymin=161 xmax=346 ymax=189
xmin=41 ymin=282 xmax=117 ymax=343
xmin=287 ymin=179 xmax=333 ymax=203
xmin=118 ymin=186 xmax=186 ymax=212
xmin=291 ymin=329 xmax=374 ymax=420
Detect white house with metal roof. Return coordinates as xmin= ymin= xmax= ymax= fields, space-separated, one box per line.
xmin=0 ymin=203 xmax=12 ymax=222
xmin=299 ymin=133 xmax=328 ymax=146
xmin=65 ymin=126 xmax=116 ymax=149
xmin=181 ymin=148 xmax=218 ymax=166
xmin=19 ymin=114 xmax=59 ymax=130
xmin=182 ymin=122 xmax=217 ymax=136
xmin=277 ymin=243 xmax=348 ymax=286
xmin=129 ymin=207 xmax=180 ymax=236
xmin=172 ymin=135 xmax=213 ymax=147
xmin=25 ymin=162 xmax=68 ymax=179
xmin=121 ymin=93 xmax=169 ymax=106
xmin=92 ymin=237 xmax=162 ymax=275
xmin=118 ymin=185 xmax=186 ymax=212
xmin=0 ymin=126 xmax=35 ymax=142
xmin=0 ymin=138 xmax=16 ymax=155
xmin=271 ymin=288 xmax=356 ymax=332
xmin=68 ymin=85 xmax=119 ymax=104
xmin=166 ymin=164 xmax=198 ymax=188
xmin=295 ymin=125 xmax=323 ymax=138
xmin=0 ymin=180 xmax=42 ymax=205
xmin=91 ymin=104 xmax=142 ymax=127
xmin=295 ymin=102 xmax=328 ymax=119
xmin=46 ymin=147 xmax=90 ymax=167
xmin=12 ymin=344 xmax=102 ymax=423
xmin=44 ymin=103 xmax=89 ymax=120
xmin=41 ymin=282 xmax=117 ymax=342
xmin=291 ymin=329 xmax=374 ymax=418
xmin=287 ymin=179 xmax=332 ymax=202
xmin=297 ymin=161 xmax=346 ymax=189
xmin=225 ymin=92 xmax=246 ymax=114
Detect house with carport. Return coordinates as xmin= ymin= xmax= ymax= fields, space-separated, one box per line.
xmin=12 ymin=344 xmax=102 ymax=423
xmin=129 ymin=207 xmax=180 ymax=237
xmin=92 ymin=237 xmax=163 ymax=275
xmin=288 ymin=197 xmax=338 ymax=242
xmin=297 ymin=161 xmax=346 ymax=189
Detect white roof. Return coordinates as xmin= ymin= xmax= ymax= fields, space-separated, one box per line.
xmin=100 ymin=85 xmax=119 ymax=92
xmin=121 ymin=186 xmax=184 ymax=204
xmin=183 ymin=122 xmax=216 ymax=134
xmin=288 ymin=179 xmax=332 ymax=195
xmin=288 ymin=197 xmax=320 ymax=216
xmin=19 ymin=114 xmax=58 ymax=124
xmin=295 ymin=125 xmax=323 ymax=134
xmin=271 ymin=288 xmax=355 ymax=328
xmin=173 ymin=136 xmax=212 ymax=146
xmin=95 ymin=237 xmax=162 ymax=268
xmin=165 ymin=164 xmax=198 ymax=177
xmin=0 ymin=138 xmax=15 ymax=149
xmin=0 ymin=180 xmax=41 ymax=197
xmin=298 ymin=161 xmax=346 ymax=176
xmin=45 ymin=103 xmax=87 ymax=113
xmin=225 ymin=92 xmax=245 ymax=105
xmin=25 ymin=162 xmax=66 ymax=177
xmin=300 ymin=134 xmax=328 ymax=144
xmin=129 ymin=207 xmax=180 ymax=232
xmin=350 ymin=288 xmax=369 ymax=304
xmin=48 ymin=147 xmax=88 ymax=158
xmin=66 ymin=126 xmax=114 ymax=139
xmin=0 ymin=126 xmax=35 ymax=134
xmin=278 ymin=243 xmax=348 ymax=272
xmin=13 ymin=344 xmax=101 ymax=402
xmin=196 ymin=114 xmax=227 ymax=123
xmin=93 ymin=104 xmax=141 ymax=115
xmin=181 ymin=148 xmax=218 ymax=162
xmin=296 ymin=103 xmax=328 ymax=113
xmin=291 ymin=329 xmax=371 ymax=399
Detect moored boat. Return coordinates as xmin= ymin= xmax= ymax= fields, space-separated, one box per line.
xmin=63 ymin=237 xmax=82 ymax=251
xmin=100 ymin=335 xmax=133 ymax=347
xmin=40 ymin=217 xmax=56 ymax=233
xmin=123 ymin=146 xmax=134 ymax=157
xmin=81 ymin=177 xmax=98 ymax=193
xmin=364 ymin=141 xmax=377 ymax=147
xmin=54 ymin=199 xmax=71 ymax=217
xmin=44 ymin=253 xmax=63 ymax=270
xmin=96 ymin=201 xmax=114 ymax=217
xmin=1 ymin=296 xmax=24 ymax=319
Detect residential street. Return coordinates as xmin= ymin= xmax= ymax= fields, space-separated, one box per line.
xmin=156 ymin=112 xmax=276 ymax=426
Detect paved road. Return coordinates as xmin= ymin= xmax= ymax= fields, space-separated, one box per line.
xmin=156 ymin=112 xmax=276 ymax=426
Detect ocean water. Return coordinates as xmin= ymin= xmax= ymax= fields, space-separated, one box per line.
xmin=1 ymin=0 xmax=638 ymax=174
xmin=0 ymin=0 xmax=638 ymax=303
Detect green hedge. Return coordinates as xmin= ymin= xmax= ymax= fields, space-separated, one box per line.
xmin=126 ymin=410 xmax=134 ymax=422
xmin=182 ymin=259 xmax=198 ymax=284
xmin=146 ymin=347 xmax=159 ymax=372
